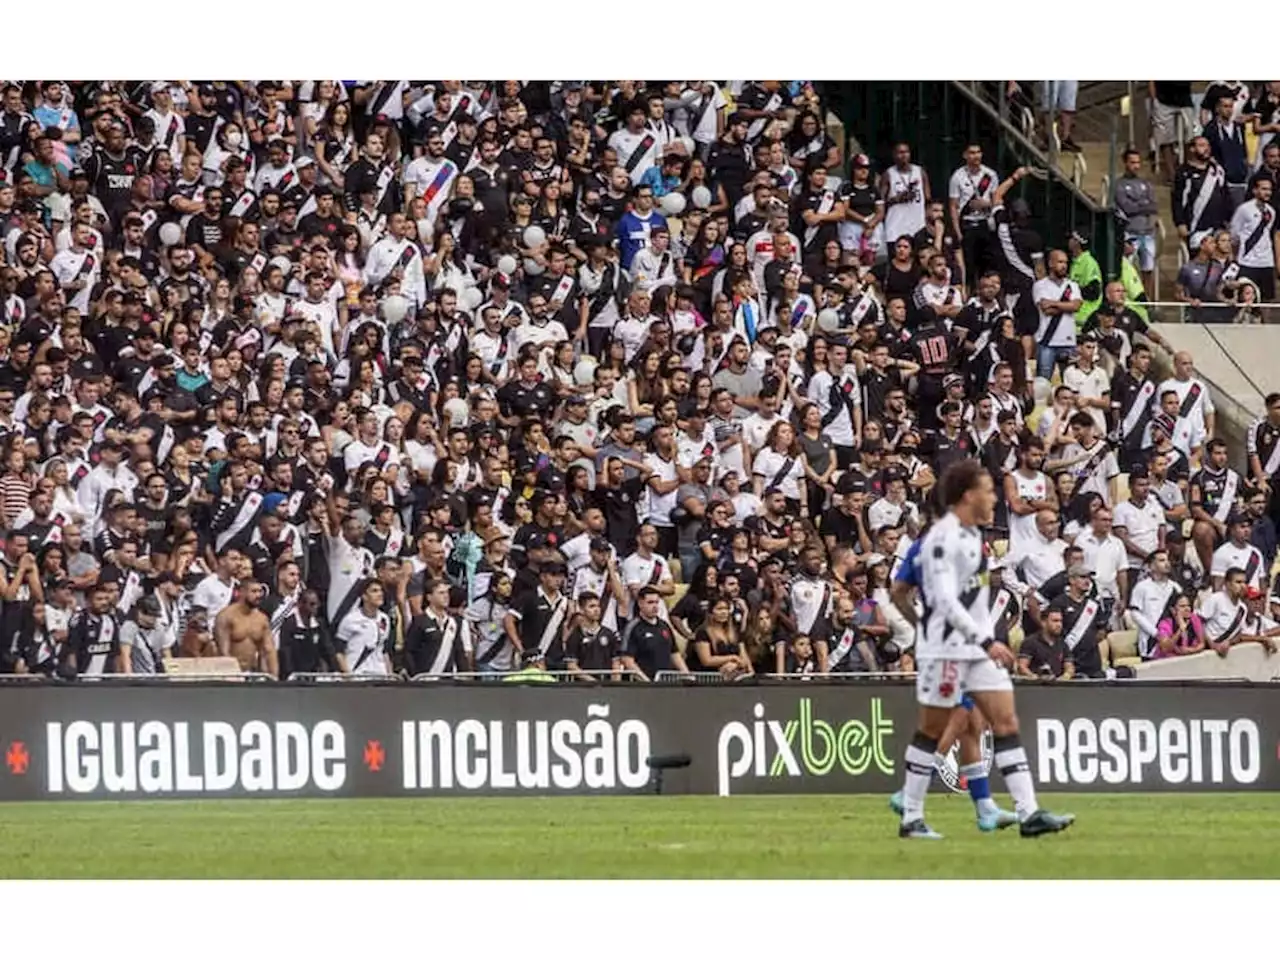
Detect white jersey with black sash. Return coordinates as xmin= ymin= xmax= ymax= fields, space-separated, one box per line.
xmin=1211 ymin=539 xmax=1266 ymax=592
xmin=264 ymin=588 xmax=301 ymax=649
xmin=1128 ymin=576 xmax=1179 ymax=658
xmin=1065 ymin=440 xmax=1119 ymax=506
xmin=1156 ymin=377 xmax=1213 ymax=438
xmin=324 ymin=535 xmax=376 ymax=629
xmin=570 ymin=564 xmax=620 ymax=633
xmin=337 ymin=606 xmax=393 ymax=676
xmin=608 ymin=128 xmax=659 ymax=185
xmin=1198 ymin=590 xmax=1248 ymax=646
xmin=789 ymin=573 xmax=833 ymax=635
xmin=808 ymin=365 xmax=860 ymax=447
xmin=1230 ymin=199 xmax=1277 ymax=269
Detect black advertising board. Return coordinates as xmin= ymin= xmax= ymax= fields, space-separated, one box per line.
xmin=0 ymin=681 xmax=1276 ymax=800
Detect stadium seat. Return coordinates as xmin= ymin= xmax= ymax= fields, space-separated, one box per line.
xmin=992 ymin=539 xmax=1008 ymax=559
xmin=1113 ymin=473 xmax=1130 ymax=505
xmin=1107 ymin=629 xmax=1140 ymax=669
xmin=666 ymin=582 xmax=689 ymax=611
xmin=1008 ymin=625 xmax=1024 ymax=653
xmin=668 ymin=558 xmax=682 ymax=584
xmin=1098 ymin=635 xmax=1111 ymax=667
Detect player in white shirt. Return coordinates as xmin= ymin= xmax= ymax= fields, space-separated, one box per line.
xmin=896 ymin=459 xmax=1073 ymax=839
xmin=1210 ymin=512 xmax=1267 ymax=592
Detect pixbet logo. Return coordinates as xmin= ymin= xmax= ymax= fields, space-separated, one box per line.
xmin=716 ymin=698 xmax=894 ymax=796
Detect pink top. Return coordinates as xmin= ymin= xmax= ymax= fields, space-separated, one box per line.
xmin=1153 ymin=613 xmax=1204 ymax=659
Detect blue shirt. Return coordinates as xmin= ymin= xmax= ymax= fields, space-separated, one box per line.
xmin=895 ymin=536 xmax=923 ymax=588
xmin=639 ymin=167 xmax=681 ymax=197
xmin=616 ymin=209 xmax=667 ymax=271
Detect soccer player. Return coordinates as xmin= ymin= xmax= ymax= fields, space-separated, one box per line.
xmin=897 ymin=460 xmax=1074 ymax=839
xmin=888 ymin=522 xmax=1018 ymax=833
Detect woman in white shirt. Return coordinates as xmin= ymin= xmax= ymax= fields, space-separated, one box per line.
xmin=751 ymin=420 xmax=809 ymax=517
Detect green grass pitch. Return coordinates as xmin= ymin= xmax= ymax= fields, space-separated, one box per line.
xmin=2 ymin=794 xmax=1278 ymax=878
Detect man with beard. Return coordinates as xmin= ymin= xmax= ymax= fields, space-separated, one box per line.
xmin=344 ymin=132 xmax=399 ymax=218
xmin=403 ymin=130 xmax=459 ymax=234
xmin=213 ymin=579 xmax=276 ymax=675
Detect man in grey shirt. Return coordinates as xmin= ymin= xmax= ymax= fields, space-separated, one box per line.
xmin=712 ymin=338 xmax=763 ymax=420
xmin=1112 ymin=148 xmax=1161 ymax=297
xmin=1174 ymin=236 xmax=1225 ymax=324
xmin=674 ymin=457 xmax=714 ymax=581
xmin=595 ymin=412 xmax=648 ymax=482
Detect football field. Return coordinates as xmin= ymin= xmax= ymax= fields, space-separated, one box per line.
xmin=2 ymin=794 xmax=1278 ymax=878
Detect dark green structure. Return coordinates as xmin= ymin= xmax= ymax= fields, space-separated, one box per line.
xmin=816 ymin=82 xmax=1116 ymax=276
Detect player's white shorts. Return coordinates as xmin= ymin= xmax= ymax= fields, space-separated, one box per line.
xmin=916 ymin=657 xmax=1012 ymax=709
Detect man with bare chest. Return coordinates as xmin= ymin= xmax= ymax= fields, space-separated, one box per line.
xmin=214 ymin=580 xmax=277 ymax=675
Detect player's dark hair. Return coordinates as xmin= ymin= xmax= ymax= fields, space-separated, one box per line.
xmin=941 ymin=459 xmax=986 ymax=508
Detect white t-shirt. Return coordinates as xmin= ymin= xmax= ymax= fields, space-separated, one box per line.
xmin=1197 ymin=590 xmax=1247 ymax=644
xmin=1112 ymin=497 xmax=1165 ymax=569
xmin=1076 ymin=530 xmax=1127 ymax=602
xmin=1031 ymin=276 xmax=1082 ymax=348
xmin=337 ymin=606 xmax=392 ymax=676
xmin=190 ymin=574 xmax=236 ymax=624
xmin=644 ymin=452 xmax=679 ymax=527
xmin=1062 ymin=363 xmax=1110 ymax=434
xmin=1211 ymin=540 xmax=1267 ymax=591
xmin=325 ymin=535 xmax=375 ymax=626
xmin=752 ymin=446 xmax=804 ymax=501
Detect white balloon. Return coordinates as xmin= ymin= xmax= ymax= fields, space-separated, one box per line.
xmin=691 ymin=185 xmax=712 ymax=210
xmin=574 ymin=357 xmax=598 ymax=387
xmin=660 ymin=192 xmax=687 ymax=216
xmin=496 ymin=254 xmax=518 ymax=276
xmin=416 ymin=219 xmax=433 ymax=241
xmin=523 ymin=258 xmax=545 ymax=276
xmin=522 ymin=225 xmax=547 ymax=249
xmin=461 ymin=287 xmax=484 ymax=310
xmin=382 ymin=295 xmax=411 ymax=326
xmin=816 ymin=309 xmax=842 ymax=333
xmin=158 ymin=222 xmax=181 ymax=247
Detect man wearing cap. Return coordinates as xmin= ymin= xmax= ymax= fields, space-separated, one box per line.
xmin=1051 ymin=565 xmax=1107 ymax=677
xmin=504 ymin=555 xmax=571 ymax=668
xmin=569 ymin=536 xmax=626 ymax=633
xmin=1211 ymin=511 xmax=1267 ymax=593
xmin=118 ymin=595 xmax=174 ymax=675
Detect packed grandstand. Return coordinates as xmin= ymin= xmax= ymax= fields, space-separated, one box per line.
xmin=0 ymin=78 xmax=1276 ymax=684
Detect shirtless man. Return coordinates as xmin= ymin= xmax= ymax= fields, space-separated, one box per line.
xmin=214 ymin=580 xmax=277 ymax=674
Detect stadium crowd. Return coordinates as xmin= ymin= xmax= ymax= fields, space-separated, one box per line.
xmin=0 ymin=79 xmax=1276 ymax=685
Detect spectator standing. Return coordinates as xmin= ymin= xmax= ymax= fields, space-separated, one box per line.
xmin=880 ymin=142 xmax=929 ymax=247
xmin=1031 ymin=249 xmax=1083 ymax=380
xmin=1204 ymin=95 xmax=1250 ymax=210
xmin=1149 ymin=82 xmax=1195 ymax=185
xmin=1112 ymin=149 xmax=1160 ymax=298
xmin=1173 ymin=136 xmax=1233 ymax=253
xmin=1040 ymin=82 xmax=1080 ymax=153
xmin=1175 ymin=235 xmax=1226 ymax=323
xmin=947 ymin=143 xmax=998 ymax=287
xmin=1228 ymin=177 xmax=1279 ymax=303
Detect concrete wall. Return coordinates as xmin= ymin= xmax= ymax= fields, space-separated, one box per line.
xmin=1154 ymin=324 xmax=1277 ymax=470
